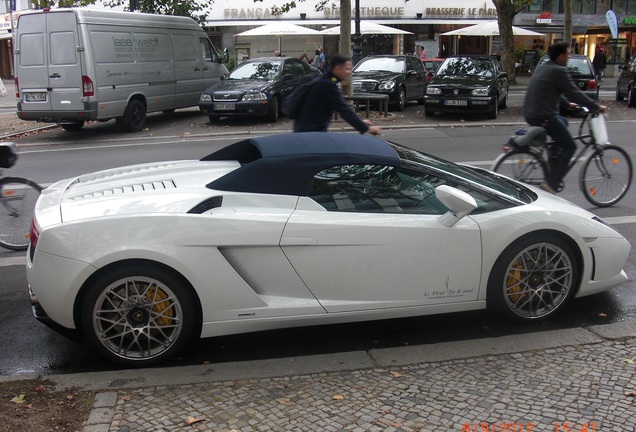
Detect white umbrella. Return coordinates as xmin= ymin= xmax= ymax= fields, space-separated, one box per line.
xmin=321 ymin=21 xmax=412 ymax=35
xmin=235 ymin=23 xmax=322 ymax=52
xmin=441 ymin=21 xmax=545 ymax=37
xmin=235 ymin=22 xmax=321 ymax=37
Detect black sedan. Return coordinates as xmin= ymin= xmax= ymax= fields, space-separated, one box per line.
xmin=199 ymin=57 xmax=320 ymax=123
xmin=351 ymin=55 xmax=427 ymax=111
xmin=538 ymin=54 xmax=599 ymax=101
xmin=424 ymin=56 xmax=509 ymax=119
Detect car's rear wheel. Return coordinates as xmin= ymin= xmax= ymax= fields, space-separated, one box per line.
xmin=488 ymin=234 xmax=579 ymax=322
xmin=500 ymin=90 xmax=508 ymax=109
xmin=121 ymin=99 xmax=147 ymax=132
xmin=81 ymin=264 xmax=197 ymax=367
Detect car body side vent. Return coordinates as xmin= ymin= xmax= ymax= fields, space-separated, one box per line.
xmin=188 ymin=196 xmax=223 ymax=214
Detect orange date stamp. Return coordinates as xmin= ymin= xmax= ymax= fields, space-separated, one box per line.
xmin=461 ymin=422 xmax=598 ymax=432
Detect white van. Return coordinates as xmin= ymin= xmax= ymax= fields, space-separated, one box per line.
xmin=14 ymin=8 xmax=228 ymax=132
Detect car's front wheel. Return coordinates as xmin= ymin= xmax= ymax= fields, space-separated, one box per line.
xmin=487 ymin=97 xmax=499 ymax=119
xmin=628 ymin=87 xmax=636 ymax=107
xmin=266 ymin=96 xmax=279 ymax=122
xmin=396 ymin=87 xmax=406 ymax=111
xmin=488 ymin=234 xmax=579 ymax=322
xmin=81 ymin=264 xmax=198 ymax=367
xmin=616 ymin=83 xmax=624 ymax=101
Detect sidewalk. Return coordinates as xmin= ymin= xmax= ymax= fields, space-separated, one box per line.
xmin=44 ymin=322 xmax=636 ymax=431
xmin=0 ymin=76 xmax=629 ymax=142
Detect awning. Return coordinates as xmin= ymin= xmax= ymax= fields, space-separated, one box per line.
xmin=0 ymin=31 xmax=12 ymax=40
xmin=206 ymin=19 xmax=488 ymax=28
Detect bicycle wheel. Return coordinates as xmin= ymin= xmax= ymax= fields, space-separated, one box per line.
xmin=0 ymin=177 xmax=42 ymax=251
xmin=491 ymin=149 xmax=548 ymax=186
xmin=579 ymin=145 xmax=633 ymax=207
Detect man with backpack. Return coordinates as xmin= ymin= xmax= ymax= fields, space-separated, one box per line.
xmin=291 ymin=53 xmax=381 ymax=135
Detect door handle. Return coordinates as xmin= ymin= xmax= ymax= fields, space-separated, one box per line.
xmin=203 ymin=67 xmax=209 ymax=71
xmin=49 ymin=73 xmax=61 ymax=78
xmin=194 ymin=67 xmax=201 ymax=71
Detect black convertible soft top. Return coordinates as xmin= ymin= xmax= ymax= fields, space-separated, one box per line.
xmin=203 ymin=132 xmax=401 ymax=196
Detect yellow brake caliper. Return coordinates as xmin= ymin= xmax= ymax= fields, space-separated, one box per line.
xmin=146 ymin=284 xmax=175 ymax=326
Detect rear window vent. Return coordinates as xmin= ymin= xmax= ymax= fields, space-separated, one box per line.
xmin=68 ymin=180 xmax=177 ymax=201
xmin=188 ymin=196 xmax=223 ymax=214
xmin=78 ymin=163 xmax=178 ymax=184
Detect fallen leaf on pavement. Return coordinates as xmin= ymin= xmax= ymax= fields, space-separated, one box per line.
xmin=626 ymin=359 xmax=634 ymax=364
xmin=120 ymin=395 xmax=131 ymax=401
xmin=185 ymin=416 xmax=206 ymax=426
xmin=332 ymin=394 xmax=344 ymax=400
xmin=10 ymin=394 xmax=26 ymax=404
xmin=390 ymin=371 xmax=403 ymax=378
xmin=625 ymin=391 xmax=636 ymax=397
xmin=65 ymin=394 xmax=74 ymax=401
xmin=34 ymin=386 xmax=45 ymax=392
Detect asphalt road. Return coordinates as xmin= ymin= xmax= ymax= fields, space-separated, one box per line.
xmin=1 ymin=100 xmax=635 ymax=377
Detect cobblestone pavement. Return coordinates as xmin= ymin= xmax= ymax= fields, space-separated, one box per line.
xmin=87 ymin=337 xmax=636 ymax=432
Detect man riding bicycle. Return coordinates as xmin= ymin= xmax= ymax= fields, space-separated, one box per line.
xmin=524 ymin=42 xmax=607 ymax=194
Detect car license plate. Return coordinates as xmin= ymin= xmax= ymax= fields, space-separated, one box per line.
xmin=445 ymin=100 xmax=467 ymax=106
xmin=215 ymin=103 xmax=235 ymax=111
xmin=24 ymin=93 xmax=47 ymax=102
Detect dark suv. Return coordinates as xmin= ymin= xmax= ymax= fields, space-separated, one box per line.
xmin=616 ymin=53 xmax=636 ymax=107
xmin=351 ymin=55 xmax=427 ymax=111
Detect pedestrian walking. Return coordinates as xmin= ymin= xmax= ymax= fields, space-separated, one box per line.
xmin=312 ymin=49 xmax=322 ymax=70
xmin=293 ymin=53 xmax=381 ymax=135
xmin=592 ymin=46 xmax=607 ymax=83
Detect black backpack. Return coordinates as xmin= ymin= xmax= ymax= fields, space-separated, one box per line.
xmin=283 ymin=77 xmax=320 ymax=119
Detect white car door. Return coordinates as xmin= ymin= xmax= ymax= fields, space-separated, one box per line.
xmin=280 ymin=164 xmax=482 ymax=313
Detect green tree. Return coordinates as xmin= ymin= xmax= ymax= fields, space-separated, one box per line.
xmin=492 ymin=0 xmax=534 ymax=84
xmin=103 ymin=0 xmax=210 ymax=24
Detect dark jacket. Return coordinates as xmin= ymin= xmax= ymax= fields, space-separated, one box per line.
xmin=592 ymin=51 xmax=607 ymax=71
xmin=293 ymin=71 xmax=369 ymax=134
xmin=523 ymin=60 xmax=599 ymax=122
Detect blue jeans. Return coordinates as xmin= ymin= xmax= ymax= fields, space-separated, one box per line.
xmin=527 ymin=115 xmax=576 ymax=189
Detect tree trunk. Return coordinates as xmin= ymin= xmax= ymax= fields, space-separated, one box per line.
xmin=494 ymin=0 xmax=517 ymax=84
xmin=564 ymin=0 xmax=573 ymax=50
xmin=340 ymin=0 xmax=353 ymax=96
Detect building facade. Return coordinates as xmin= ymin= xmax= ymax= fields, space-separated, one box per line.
xmin=1 ymin=0 xmax=636 ymax=79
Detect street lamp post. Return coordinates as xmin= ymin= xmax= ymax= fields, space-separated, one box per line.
xmin=352 ymin=0 xmax=362 ymax=65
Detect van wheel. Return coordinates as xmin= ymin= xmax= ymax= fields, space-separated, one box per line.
xmin=124 ymin=99 xmax=147 ymax=132
xmin=266 ymin=97 xmax=279 ymax=122
xmin=61 ymin=121 xmax=85 ymax=132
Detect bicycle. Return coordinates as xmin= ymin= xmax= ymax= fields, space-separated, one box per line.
xmin=0 ymin=142 xmax=42 ymax=251
xmin=491 ymin=109 xmax=633 ymax=207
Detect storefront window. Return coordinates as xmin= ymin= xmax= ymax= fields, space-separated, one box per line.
xmin=528 ymin=0 xmax=542 ymax=12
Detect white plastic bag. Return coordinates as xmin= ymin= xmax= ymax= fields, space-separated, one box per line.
xmin=590 ymin=113 xmax=609 ymax=144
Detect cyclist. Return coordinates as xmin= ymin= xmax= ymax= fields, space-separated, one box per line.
xmin=523 ymin=42 xmax=607 ymax=194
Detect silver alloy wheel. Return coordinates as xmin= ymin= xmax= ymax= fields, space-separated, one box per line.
xmin=92 ymin=276 xmax=184 ymax=362
xmin=501 ymin=242 xmax=574 ymax=319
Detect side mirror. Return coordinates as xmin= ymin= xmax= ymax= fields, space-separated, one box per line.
xmin=500 ymin=71 xmax=508 ymax=78
xmin=435 ymin=185 xmax=478 ymax=228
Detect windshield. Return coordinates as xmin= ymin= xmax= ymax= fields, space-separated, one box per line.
xmin=436 ymin=58 xmax=494 ymax=77
xmin=229 ymin=61 xmax=282 ymax=80
xmin=391 ymin=142 xmax=532 ymax=202
xmin=566 ymin=58 xmax=593 ymax=75
xmin=354 ymin=57 xmax=405 ymax=73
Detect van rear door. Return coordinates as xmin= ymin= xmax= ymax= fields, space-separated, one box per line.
xmin=17 ymin=11 xmax=84 ymax=114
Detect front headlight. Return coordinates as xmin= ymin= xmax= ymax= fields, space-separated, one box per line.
xmin=378 ymin=80 xmax=396 ymax=90
xmin=241 ymin=92 xmax=267 ymax=102
xmin=200 ymin=94 xmax=212 ymax=103
xmin=472 ymin=88 xmax=489 ymax=96
xmin=427 ymin=87 xmax=441 ymax=95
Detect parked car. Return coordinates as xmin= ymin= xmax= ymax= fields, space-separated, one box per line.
xmin=537 ymin=54 xmax=599 ymax=101
xmin=199 ymin=57 xmax=320 ymax=122
xmin=424 ymin=55 xmax=509 ymax=119
xmin=27 ymin=132 xmax=630 ymax=366
xmin=616 ymin=52 xmax=636 ymax=106
xmin=422 ymin=57 xmax=445 ymax=76
xmin=351 ymin=55 xmax=427 ymax=111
